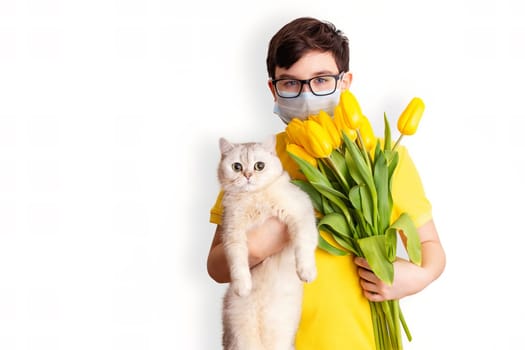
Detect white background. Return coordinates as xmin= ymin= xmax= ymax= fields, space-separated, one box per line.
xmin=1 ymin=0 xmax=524 ymax=349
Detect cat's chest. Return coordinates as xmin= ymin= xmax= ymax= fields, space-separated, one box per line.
xmin=225 ymin=190 xmax=281 ymax=219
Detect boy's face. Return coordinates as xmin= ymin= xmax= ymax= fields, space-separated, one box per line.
xmin=268 ymin=50 xmax=352 ymax=100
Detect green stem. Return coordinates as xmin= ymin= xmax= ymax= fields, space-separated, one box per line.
xmin=371 ymin=301 xmax=392 ymax=350
xmin=399 ymin=307 xmax=412 ymax=342
xmin=370 ymin=300 xmax=409 ymax=350
xmin=392 ymin=134 xmax=404 ymax=151
xmin=382 ymin=301 xmax=396 ymax=350
xmin=391 ymin=300 xmax=402 ymax=350
xmin=371 ymin=302 xmax=381 ymax=350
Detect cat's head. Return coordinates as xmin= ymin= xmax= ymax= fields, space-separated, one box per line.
xmin=217 ymin=136 xmax=283 ymax=193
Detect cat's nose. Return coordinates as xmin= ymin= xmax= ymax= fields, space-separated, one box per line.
xmin=244 ymin=171 xmax=253 ymax=179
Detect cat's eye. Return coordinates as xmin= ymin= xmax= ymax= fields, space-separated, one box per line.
xmin=232 ymin=162 xmax=243 ymax=172
xmin=254 ymin=162 xmax=265 ymax=171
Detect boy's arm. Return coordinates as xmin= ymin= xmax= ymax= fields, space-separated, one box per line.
xmin=207 ymin=217 xmax=290 ymax=283
xmin=355 ymin=219 xmax=446 ymax=301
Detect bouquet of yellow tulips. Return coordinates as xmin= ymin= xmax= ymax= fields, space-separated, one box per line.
xmin=285 ymin=90 xmax=425 ymax=350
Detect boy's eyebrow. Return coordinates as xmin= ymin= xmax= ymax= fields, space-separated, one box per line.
xmin=275 ymin=70 xmax=338 ymax=80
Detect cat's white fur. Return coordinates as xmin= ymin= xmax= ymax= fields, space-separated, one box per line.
xmin=217 ymin=136 xmax=318 ymax=350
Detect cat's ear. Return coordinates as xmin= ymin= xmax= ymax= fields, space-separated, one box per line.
xmin=219 ymin=137 xmax=235 ymax=154
xmin=261 ymin=135 xmax=277 ymax=154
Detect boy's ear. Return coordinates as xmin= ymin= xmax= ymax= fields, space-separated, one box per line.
xmin=268 ymin=79 xmax=277 ymax=101
xmin=341 ymin=72 xmax=353 ymax=90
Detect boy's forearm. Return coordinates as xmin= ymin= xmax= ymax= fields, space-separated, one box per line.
xmin=207 ymin=225 xmax=231 ymax=283
xmin=207 ymin=218 xmax=288 ymax=284
xmin=414 ymin=219 xmax=446 ymax=287
xmin=420 ymin=239 xmax=446 ymax=286
xmin=207 ymin=243 xmax=232 ymax=284
xmin=207 ymin=244 xmax=267 ymax=283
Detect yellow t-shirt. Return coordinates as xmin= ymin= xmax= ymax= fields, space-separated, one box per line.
xmin=209 ymin=132 xmax=432 ymax=350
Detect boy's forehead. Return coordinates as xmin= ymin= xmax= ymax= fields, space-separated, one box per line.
xmin=275 ymin=50 xmax=339 ymax=79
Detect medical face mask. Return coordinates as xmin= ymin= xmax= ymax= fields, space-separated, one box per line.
xmin=273 ymin=89 xmax=342 ymax=124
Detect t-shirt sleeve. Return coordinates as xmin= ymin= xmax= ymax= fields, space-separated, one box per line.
xmin=391 ymin=145 xmax=433 ymax=228
xmin=209 ymin=191 xmax=224 ymax=225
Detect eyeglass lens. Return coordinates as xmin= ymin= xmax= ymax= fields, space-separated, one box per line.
xmin=275 ymin=76 xmax=337 ymax=97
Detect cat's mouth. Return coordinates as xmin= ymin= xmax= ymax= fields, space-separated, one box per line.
xmin=242 ymin=179 xmax=258 ymax=190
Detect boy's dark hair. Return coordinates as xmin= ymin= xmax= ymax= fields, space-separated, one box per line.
xmin=266 ymin=17 xmax=350 ymax=79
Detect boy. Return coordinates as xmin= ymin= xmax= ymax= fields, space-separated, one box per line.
xmin=207 ymin=16 xmax=446 ymax=349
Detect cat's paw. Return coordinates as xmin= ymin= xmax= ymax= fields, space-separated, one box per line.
xmin=297 ymin=263 xmax=317 ymax=283
xmin=232 ymin=278 xmax=252 ymax=297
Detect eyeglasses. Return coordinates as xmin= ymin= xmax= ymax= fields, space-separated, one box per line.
xmin=272 ymin=73 xmax=343 ymax=98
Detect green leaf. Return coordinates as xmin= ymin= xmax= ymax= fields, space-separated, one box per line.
xmin=312 ymin=181 xmax=347 ymax=200
xmin=288 ymin=152 xmax=331 ymax=188
xmin=346 ymin=140 xmax=375 ymax=194
xmin=332 ymin=234 xmax=359 ymax=255
xmin=373 ymin=139 xmax=381 ymax=164
xmin=291 ymin=179 xmax=323 ymax=213
xmin=330 ymin=150 xmax=349 ymax=177
xmin=317 ymin=159 xmax=338 ymax=185
xmin=308 ymin=181 xmax=354 ymax=226
xmin=348 ymin=185 xmax=362 ymax=210
xmin=345 ymin=148 xmax=365 ymax=185
xmin=288 ymin=152 xmax=352 ymax=222
xmin=321 ymin=195 xmax=335 ymax=214
xmin=345 ymin=148 xmax=374 ymax=228
xmin=351 ymin=207 xmax=369 ymax=239
xmin=318 ymin=212 xmax=352 ymax=238
xmin=383 ymin=151 xmax=399 ymax=233
xmin=318 ymin=234 xmax=349 ymax=256
xmin=385 ymin=150 xmax=399 ymax=179
xmin=373 ymin=152 xmax=391 ymax=234
xmin=329 ymin=151 xmax=351 ymax=190
xmin=346 ymin=140 xmax=378 ymax=227
xmin=357 ymin=233 xmax=397 ymax=284
xmin=359 ymin=185 xmax=374 ymax=227
xmin=387 ymin=213 xmax=422 ymax=265
xmin=384 ymin=112 xmax=392 ymax=151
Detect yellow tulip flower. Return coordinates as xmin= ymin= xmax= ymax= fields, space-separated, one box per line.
xmin=339 ymin=89 xmax=364 ymax=129
xmin=286 ymin=143 xmax=318 ymax=168
xmin=285 ymin=118 xmax=308 ymax=149
xmin=304 ymin=119 xmax=333 ymax=158
xmin=316 ymin=110 xmax=342 ymax=149
xmin=359 ymin=115 xmax=377 ymax=151
xmin=397 ymin=97 xmax=425 ymax=136
xmin=308 ymin=114 xmax=319 ymax=122
xmin=333 ymin=104 xmax=357 ymax=142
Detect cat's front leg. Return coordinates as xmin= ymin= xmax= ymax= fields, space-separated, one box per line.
xmin=294 ymin=244 xmax=317 ymax=283
xmin=288 ymin=218 xmax=318 ymax=283
xmin=223 ymin=232 xmax=252 ymax=297
xmin=231 ymin=265 xmax=252 ymax=297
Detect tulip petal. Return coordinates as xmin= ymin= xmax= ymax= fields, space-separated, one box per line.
xmin=339 ymin=90 xmax=364 ymax=129
xmin=397 ymin=97 xmax=425 ymax=136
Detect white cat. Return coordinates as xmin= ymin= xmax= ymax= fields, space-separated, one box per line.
xmin=217 ymin=135 xmax=318 ymax=350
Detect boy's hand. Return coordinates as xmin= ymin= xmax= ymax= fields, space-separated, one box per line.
xmin=354 ymin=257 xmax=428 ymax=302
xmin=247 ymin=217 xmax=289 ymax=267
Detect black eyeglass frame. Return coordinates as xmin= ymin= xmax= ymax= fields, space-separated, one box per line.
xmin=271 ymin=72 xmax=344 ymax=98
